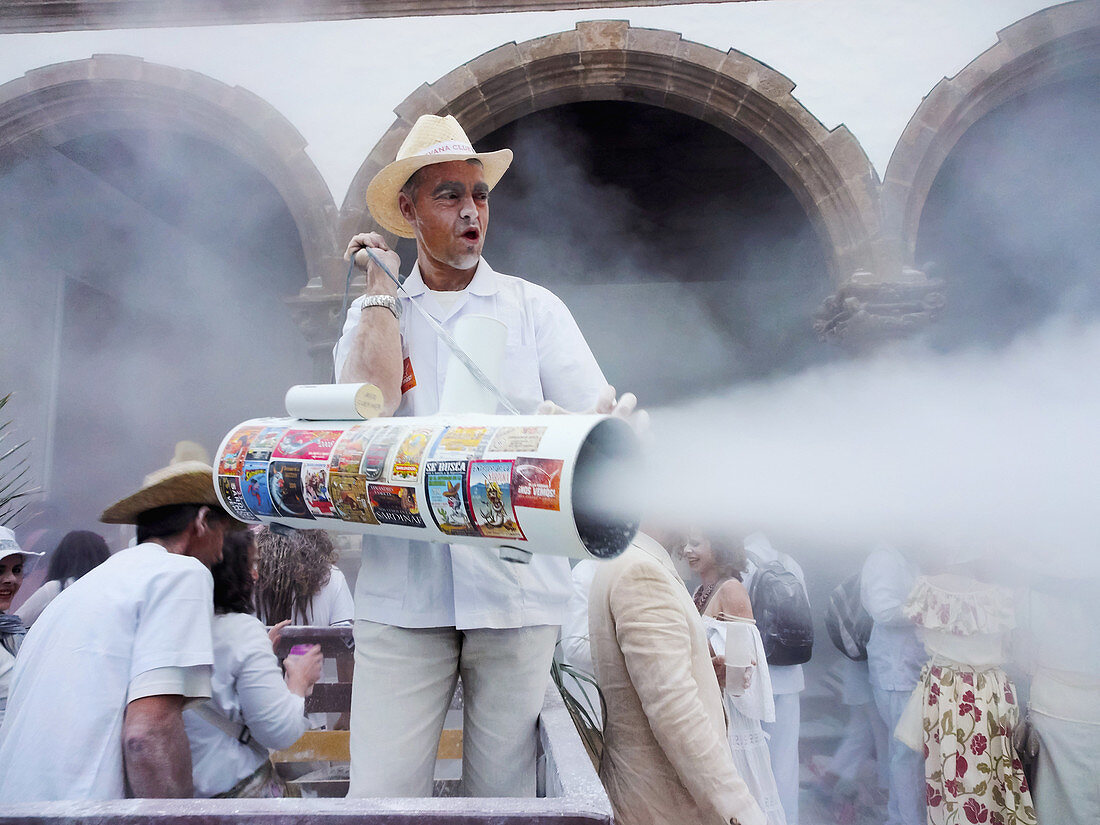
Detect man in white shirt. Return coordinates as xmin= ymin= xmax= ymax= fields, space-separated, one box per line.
xmin=335 ymin=114 xmax=638 ymax=797
xmin=860 ymin=544 xmax=926 ymax=825
xmin=0 ymin=461 xmax=240 ymax=802
xmin=742 ymin=531 xmax=807 ymax=825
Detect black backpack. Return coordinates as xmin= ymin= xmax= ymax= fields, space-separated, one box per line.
xmin=747 ymin=553 xmax=814 ymax=666
xmin=825 ymin=573 xmax=873 ymax=661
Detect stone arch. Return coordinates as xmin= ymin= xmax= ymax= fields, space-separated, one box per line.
xmin=883 ymin=0 xmax=1100 ymax=264
xmin=0 ymin=54 xmax=339 ymax=291
xmin=341 ymin=20 xmax=883 ymax=287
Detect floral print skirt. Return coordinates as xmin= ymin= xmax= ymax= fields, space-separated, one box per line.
xmin=902 ymin=661 xmax=1036 ymax=825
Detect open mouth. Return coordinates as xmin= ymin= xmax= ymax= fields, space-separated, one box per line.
xmin=461 ymin=227 xmax=480 ymax=242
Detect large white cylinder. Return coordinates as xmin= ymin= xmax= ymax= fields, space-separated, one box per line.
xmin=214 ymin=413 xmax=641 ymax=560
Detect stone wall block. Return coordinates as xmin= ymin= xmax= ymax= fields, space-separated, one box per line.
xmin=999 ymin=12 xmax=1057 ymax=57
xmin=914 ymin=79 xmax=968 ymax=134
xmin=25 ymin=60 xmax=94 ymax=91
xmin=520 ymin=28 xmax=581 ymax=63
xmin=821 ymin=126 xmax=875 ymax=181
xmin=1046 ymin=1 xmax=1100 ymax=38
xmin=0 ymin=76 xmax=32 ymax=108
xmin=445 ymin=95 xmax=495 ymax=137
xmin=394 ymin=83 xmax=449 ymax=122
xmin=625 ymin=26 xmax=682 ymax=58
xmin=428 ymin=64 xmax=481 ymax=108
xmin=476 ymin=67 xmax=533 ymax=117
xmin=468 ymin=42 xmax=524 ymax=85
xmin=88 ymin=54 xmax=145 ymax=82
xmin=139 ymin=61 xmax=190 ymax=92
xmin=674 ymin=39 xmax=726 ymax=75
xmin=576 ymin=19 xmax=629 ymax=53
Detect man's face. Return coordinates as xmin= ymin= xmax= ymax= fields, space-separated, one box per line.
xmin=188 ymin=507 xmax=228 ymax=569
xmin=399 ymin=160 xmax=489 ymax=272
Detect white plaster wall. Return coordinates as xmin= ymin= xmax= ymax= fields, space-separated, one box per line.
xmin=0 ymin=0 xmax=1066 ymax=204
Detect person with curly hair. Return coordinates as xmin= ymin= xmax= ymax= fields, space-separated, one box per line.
xmin=253 ymin=527 xmax=353 ymax=628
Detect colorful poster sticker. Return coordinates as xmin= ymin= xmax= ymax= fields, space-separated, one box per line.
xmin=362 ymin=426 xmax=400 ymax=482
xmin=218 ymin=476 xmax=256 ymax=522
xmin=467 ymin=459 xmax=525 ymax=541
xmin=487 ymin=426 xmax=547 ymax=454
xmin=269 ymin=460 xmax=313 ymax=520
xmin=302 ymin=461 xmax=336 ymax=518
xmin=242 ymin=461 xmax=277 ymax=517
xmin=391 ymin=427 xmax=434 ymax=482
xmin=218 ymin=426 xmax=263 ymax=476
xmin=432 ymin=426 xmax=491 ymax=461
xmin=247 ymin=426 xmax=288 ymax=463
xmin=424 ymin=460 xmax=477 ymax=537
xmin=512 ymin=457 xmax=564 ymax=511
xmin=368 ymin=484 xmax=426 ymax=528
xmin=329 ymin=424 xmax=373 ymax=474
xmin=272 ymin=429 xmax=343 ymax=463
xmin=329 ymin=472 xmax=378 ymax=524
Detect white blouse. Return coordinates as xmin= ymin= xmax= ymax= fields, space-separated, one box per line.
xmin=184 ymin=611 xmax=308 ymax=797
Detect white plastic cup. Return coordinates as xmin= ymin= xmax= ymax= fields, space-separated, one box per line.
xmin=723 ymin=622 xmax=755 ymax=697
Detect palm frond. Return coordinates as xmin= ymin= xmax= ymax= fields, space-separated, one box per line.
xmin=0 ymin=392 xmax=40 ymax=528
xmin=551 ymin=640 xmax=607 ymax=771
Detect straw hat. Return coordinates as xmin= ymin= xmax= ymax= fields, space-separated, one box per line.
xmin=365 ymin=114 xmax=512 ymax=239
xmin=100 ymin=461 xmax=228 ymax=525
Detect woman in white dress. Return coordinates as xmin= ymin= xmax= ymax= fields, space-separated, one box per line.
xmin=683 ymin=530 xmax=787 ymax=825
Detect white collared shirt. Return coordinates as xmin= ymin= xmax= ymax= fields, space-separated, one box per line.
xmin=334 ymin=258 xmax=607 ymax=629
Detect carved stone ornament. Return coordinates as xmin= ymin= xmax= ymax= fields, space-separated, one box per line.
xmin=815 ymin=269 xmax=945 ymax=345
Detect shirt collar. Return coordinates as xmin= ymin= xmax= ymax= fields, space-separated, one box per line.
xmin=632 ymin=531 xmax=683 ymax=585
xmin=401 ymin=257 xmax=500 ymax=298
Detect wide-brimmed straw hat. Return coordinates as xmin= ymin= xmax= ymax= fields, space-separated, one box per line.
xmin=100 ymin=460 xmax=233 ymax=525
xmin=365 ymin=114 xmax=512 ymax=239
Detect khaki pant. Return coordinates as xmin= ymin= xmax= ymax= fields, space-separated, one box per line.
xmin=347 ymin=620 xmax=558 ymax=798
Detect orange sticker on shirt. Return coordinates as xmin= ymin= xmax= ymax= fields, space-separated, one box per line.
xmin=401 ymin=357 xmax=417 ymax=394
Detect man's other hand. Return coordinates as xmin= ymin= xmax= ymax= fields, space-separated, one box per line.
xmin=344 ymin=233 xmax=400 ymax=297
xmin=537 ymin=385 xmax=650 ymax=433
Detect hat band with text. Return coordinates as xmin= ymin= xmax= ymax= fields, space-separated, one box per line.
xmin=419 ymin=140 xmax=475 ymax=157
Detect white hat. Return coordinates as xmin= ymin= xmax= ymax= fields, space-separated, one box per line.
xmin=365 ymin=114 xmax=512 ymax=239
xmin=0 ymin=525 xmax=43 ymax=560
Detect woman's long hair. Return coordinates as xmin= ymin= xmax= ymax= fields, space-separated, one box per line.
xmin=212 ymin=531 xmax=256 ymax=615
xmin=46 ymin=531 xmax=110 ymax=587
xmin=253 ymin=527 xmax=337 ymax=624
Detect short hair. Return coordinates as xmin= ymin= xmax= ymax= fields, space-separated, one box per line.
xmin=211 ymin=530 xmax=256 ymax=615
xmin=708 ymin=534 xmax=748 ymax=582
xmin=135 ymin=504 xmax=234 ymax=544
xmin=399 ymin=157 xmax=485 ymax=203
xmin=46 ymin=530 xmax=110 ymax=584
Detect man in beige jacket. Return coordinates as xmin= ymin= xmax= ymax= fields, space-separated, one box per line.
xmin=588 ymin=528 xmax=766 ymax=825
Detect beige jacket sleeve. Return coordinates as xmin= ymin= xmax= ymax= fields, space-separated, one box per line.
xmin=609 ymin=560 xmax=766 ymax=825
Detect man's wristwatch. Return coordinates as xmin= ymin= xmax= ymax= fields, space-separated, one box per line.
xmin=361 ymin=293 xmax=399 ymax=320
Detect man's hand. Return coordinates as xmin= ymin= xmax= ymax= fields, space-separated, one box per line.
xmin=122 ymin=694 xmax=193 ymax=798
xmin=711 ymin=651 xmax=727 ymax=691
xmin=537 ymin=384 xmax=650 ymax=433
xmin=1011 ymin=713 xmax=1041 ymax=764
xmin=344 ymin=232 xmax=400 ymax=297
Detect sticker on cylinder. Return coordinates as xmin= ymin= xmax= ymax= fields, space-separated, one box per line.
xmin=218 ymin=476 xmax=256 ymax=522
xmin=329 ymin=425 xmax=373 ymax=474
xmin=329 ymin=473 xmax=379 ymax=524
xmin=487 ymin=427 xmax=547 ymax=453
xmin=431 ymin=426 xmax=490 ymax=461
xmin=368 ymin=484 xmax=425 ymax=528
xmin=362 ymin=426 xmax=400 ymax=482
xmin=218 ymin=426 xmax=263 ymax=476
xmin=302 ymin=462 xmax=336 ymax=518
xmin=512 ymin=458 xmax=563 ymax=511
xmin=273 ymin=429 xmax=342 ymax=463
xmin=391 ymin=427 xmax=434 ymax=481
xmin=468 ymin=460 xmax=525 ymax=541
xmin=247 ymin=426 xmax=288 ymax=463
xmin=243 ymin=461 xmax=277 ymax=516
xmin=424 ymin=460 xmax=477 ymax=537
xmin=269 ymin=461 xmax=313 ymax=519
